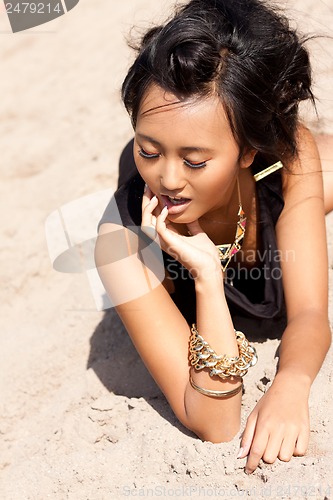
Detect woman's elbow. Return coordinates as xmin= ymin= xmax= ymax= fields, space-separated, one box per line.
xmin=182 ymin=418 xmax=241 ymax=444
xmin=195 ymin=425 xmax=240 ymax=444
xmin=176 ymin=393 xmax=242 ymax=444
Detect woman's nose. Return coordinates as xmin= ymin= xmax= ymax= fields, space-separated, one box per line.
xmin=159 ymin=159 xmax=186 ymax=192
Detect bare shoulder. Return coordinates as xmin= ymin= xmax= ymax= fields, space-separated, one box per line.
xmin=96 ymin=222 xmax=176 ymax=295
xmin=95 ymin=222 xmax=167 ymax=305
xmin=279 ymin=125 xmax=324 ymax=209
xmin=276 ymin=125 xmax=328 ymax=318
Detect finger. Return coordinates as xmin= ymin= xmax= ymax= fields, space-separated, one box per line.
xmin=278 ymin=431 xmax=298 ymax=462
xmin=155 ymin=206 xmax=169 ymax=236
xmin=294 ymin=426 xmax=309 ymax=457
xmin=262 ymin=429 xmax=285 ymax=465
xmin=155 ymin=206 xmax=184 ymax=252
xmin=245 ymin=429 xmax=270 ymax=474
xmin=142 ymin=184 xmax=154 ymax=210
xmin=141 ymin=196 xmax=159 ymax=239
xmin=237 ymin=413 xmax=258 ymax=459
xmin=187 ymin=219 xmax=203 ymax=236
xmin=142 ymin=195 xmax=158 ymax=224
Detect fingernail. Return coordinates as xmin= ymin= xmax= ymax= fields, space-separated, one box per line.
xmin=161 ymin=205 xmax=168 ymax=213
xmin=237 ymin=448 xmax=244 ymax=459
xmin=150 ymin=195 xmax=157 ymax=203
xmin=144 ymin=183 xmax=148 ymax=192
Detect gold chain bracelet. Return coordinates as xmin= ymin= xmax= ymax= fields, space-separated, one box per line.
xmin=189 ymin=324 xmax=257 ymax=379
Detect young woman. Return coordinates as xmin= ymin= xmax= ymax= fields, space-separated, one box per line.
xmin=95 ymin=0 xmax=332 ymax=474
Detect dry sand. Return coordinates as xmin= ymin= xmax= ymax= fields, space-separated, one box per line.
xmin=1 ymin=1 xmax=333 ymax=499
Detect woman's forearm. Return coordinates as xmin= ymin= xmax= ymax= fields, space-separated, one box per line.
xmin=195 ymin=272 xmax=239 ymax=355
xmin=275 ymin=310 xmax=331 ymax=387
xmin=183 ymin=273 xmax=243 ymax=442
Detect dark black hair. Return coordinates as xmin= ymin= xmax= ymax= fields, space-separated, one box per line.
xmin=122 ymin=0 xmax=314 ymax=161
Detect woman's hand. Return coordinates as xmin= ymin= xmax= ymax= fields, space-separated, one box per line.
xmin=238 ymin=375 xmax=310 ymax=473
xmin=141 ymin=186 xmax=221 ymax=280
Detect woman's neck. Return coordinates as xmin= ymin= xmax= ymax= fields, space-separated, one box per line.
xmin=199 ymin=168 xmax=256 ymax=246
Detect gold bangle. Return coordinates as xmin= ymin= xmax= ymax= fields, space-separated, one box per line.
xmin=189 ymin=324 xmax=257 ymax=379
xmin=189 ymin=376 xmax=243 ymax=398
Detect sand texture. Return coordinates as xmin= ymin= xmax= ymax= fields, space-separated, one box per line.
xmin=1 ymin=1 xmax=333 ymax=498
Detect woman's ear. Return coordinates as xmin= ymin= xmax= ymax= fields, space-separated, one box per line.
xmin=240 ymin=149 xmax=257 ymax=169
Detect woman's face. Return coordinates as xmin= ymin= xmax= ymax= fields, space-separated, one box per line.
xmin=134 ymin=84 xmax=254 ymax=224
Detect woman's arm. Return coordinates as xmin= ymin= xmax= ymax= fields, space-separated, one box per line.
xmin=95 ymin=191 xmax=245 ymax=443
xmin=239 ymin=126 xmax=332 ymax=473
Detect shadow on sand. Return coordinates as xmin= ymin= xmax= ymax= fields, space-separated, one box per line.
xmin=87 ymin=307 xmax=195 ymax=437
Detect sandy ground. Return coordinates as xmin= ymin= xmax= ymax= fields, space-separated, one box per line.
xmin=1 ymin=1 xmax=333 ymax=499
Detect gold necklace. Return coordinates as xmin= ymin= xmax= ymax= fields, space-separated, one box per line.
xmin=216 ymin=177 xmax=246 ymax=272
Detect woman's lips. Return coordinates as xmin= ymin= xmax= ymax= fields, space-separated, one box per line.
xmin=160 ymin=194 xmax=192 ymax=215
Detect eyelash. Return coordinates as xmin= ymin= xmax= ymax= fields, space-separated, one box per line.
xmin=138 ymin=149 xmax=207 ymax=169
xmin=138 ymin=149 xmax=160 ymax=160
xmin=183 ymin=159 xmax=207 ymax=169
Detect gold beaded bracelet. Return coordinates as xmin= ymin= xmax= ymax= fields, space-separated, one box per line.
xmin=189 ymin=324 xmax=257 ymax=379
xmin=189 ymin=376 xmax=243 ymax=398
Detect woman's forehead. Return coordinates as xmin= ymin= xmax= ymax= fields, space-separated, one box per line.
xmin=137 ymin=84 xmax=227 ymax=125
xmin=136 ymin=85 xmax=239 ymax=153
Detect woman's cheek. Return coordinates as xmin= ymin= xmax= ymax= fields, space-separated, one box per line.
xmin=135 ymin=158 xmax=148 ymax=181
xmin=135 ymin=161 xmax=158 ymax=198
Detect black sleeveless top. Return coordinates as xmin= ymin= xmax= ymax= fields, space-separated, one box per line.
xmin=99 ymin=151 xmax=287 ymax=340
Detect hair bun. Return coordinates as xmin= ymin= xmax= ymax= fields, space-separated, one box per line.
xmin=146 ymin=16 xmax=223 ymax=94
xmin=168 ymin=40 xmax=220 ymax=92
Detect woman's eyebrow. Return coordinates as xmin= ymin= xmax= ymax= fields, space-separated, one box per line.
xmin=136 ymin=133 xmax=161 ymax=146
xmin=181 ymin=146 xmax=214 ymax=154
xmin=136 ymin=133 xmax=214 ymax=153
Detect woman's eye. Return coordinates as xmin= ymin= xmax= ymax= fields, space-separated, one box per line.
xmin=138 ymin=148 xmax=160 ymax=159
xmin=183 ymin=159 xmax=207 ymax=169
